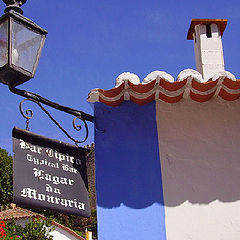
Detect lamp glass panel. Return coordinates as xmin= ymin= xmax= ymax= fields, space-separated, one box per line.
xmin=0 ymin=20 xmax=8 ymax=67
xmin=11 ymin=19 xmax=43 ymax=73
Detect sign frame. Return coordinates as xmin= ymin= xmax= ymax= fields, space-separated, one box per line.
xmin=12 ymin=127 xmax=90 ymax=217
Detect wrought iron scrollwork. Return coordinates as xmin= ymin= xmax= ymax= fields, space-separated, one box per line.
xmin=73 ymin=116 xmax=89 ymax=143
xmin=19 ymin=100 xmax=33 ymax=131
xmin=9 ymin=84 xmax=94 ymax=123
xmin=19 ymin=98 xmax=90 ymax=146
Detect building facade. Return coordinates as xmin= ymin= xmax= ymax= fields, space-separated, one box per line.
xmin=88 ymin=19 xmax=240 ymax=240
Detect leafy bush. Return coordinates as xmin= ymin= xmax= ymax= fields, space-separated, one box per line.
xmin=0 ymin=148 xmax=13 ymax=207
xmin=2 ymin=218 xmax=54 ymax=240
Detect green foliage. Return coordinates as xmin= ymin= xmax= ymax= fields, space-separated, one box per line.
xmin=3 ymin=218 xmax=22 ymax=239
xmin=4 ymin=218 xmax=55 ymax=240
xmin=21 ymin=218 xmax=54 ymax=240
xmin=30 ymin=207 xmax=98 ymax=239
xmin=0 ymin=148 xmax=13 ymax=207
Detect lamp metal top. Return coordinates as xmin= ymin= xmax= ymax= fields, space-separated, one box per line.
xmin=2 ymin=0 xmax=27 ymax=14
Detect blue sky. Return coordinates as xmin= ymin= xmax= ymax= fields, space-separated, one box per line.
xmin=0 ymin=0 xmax=240 ymax=153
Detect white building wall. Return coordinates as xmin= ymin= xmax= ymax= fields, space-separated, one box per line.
xmin=15 ymin=219 xmax=81 ymax=240
xmin=51 ymin=226 xmax=82 ymax=240
xmin=156 ymin=99 xmax=240 ymax=240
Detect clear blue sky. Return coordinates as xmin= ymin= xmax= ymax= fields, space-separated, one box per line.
xmin=0 ymin=0 xmax=239 ymax=153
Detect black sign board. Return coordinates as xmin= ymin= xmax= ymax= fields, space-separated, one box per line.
xmin=12 ymin=127 xmax=90 ymax=217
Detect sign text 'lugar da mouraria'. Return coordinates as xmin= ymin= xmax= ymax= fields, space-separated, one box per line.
xmin=12 ymin=127 xmax=90 ymax=217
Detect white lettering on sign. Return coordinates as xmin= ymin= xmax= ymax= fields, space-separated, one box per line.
xmin=14 ymin=135 xmax=89 ymax=216
xmin=45 ymin=148 xmax=54 ymax=158
xmin=45 ymin=184 xmax=53 ymax=193
xmin=33 ymin=168 xmax=74 ymax=186
xmin=45 ymin=184 xmax=61 ymax=195
xmin=21 ymin=188 xmax=85 ymax=210
xmin=20 ymin=140 xmax=42 ymax=154
xmin=19 ymin=140 xmax=83 ymax=166
xmin=62 ymin=164 xmax=77 ymax=173
xmin=54 ymin=188 xmax=61 ymax=194
xmin=26 ymin=154 xmax=59 ymax=169
xmin=45 ymin=148 xmax=78 ymax=164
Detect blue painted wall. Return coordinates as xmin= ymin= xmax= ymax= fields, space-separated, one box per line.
xmin=94 ymin=101 xmax=166 ymax=240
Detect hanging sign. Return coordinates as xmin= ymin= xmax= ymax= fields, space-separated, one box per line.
xmin=12 ymin=127 xmax=90 ymax=217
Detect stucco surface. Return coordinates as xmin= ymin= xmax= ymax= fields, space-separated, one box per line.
xmin=156 ymin=99 xmax=240 ymax=239
xmin=51 ymin=226 xmax=81 ymax=240
xmin=94 ymin=101 xmax=166 ymax=240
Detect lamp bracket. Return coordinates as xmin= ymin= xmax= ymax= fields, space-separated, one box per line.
xmin=9 ymin=84 xmax=94 ymax=145
xmin=9 ymin=84 xmax=94 ymax=122
xmin=19 ymin=98 xmax=89 ymax=146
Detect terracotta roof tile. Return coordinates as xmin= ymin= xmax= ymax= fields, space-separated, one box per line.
xmin=88 ymin=69 xmax=239 ymax=106
xmin=0 ymin=207 xmax=40 ymax=221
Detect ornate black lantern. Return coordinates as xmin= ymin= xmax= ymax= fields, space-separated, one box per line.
xmin=0 ymin=0 xmax=47 ymax=86
xmin=0 ymin=0 xmax=94 ymax=146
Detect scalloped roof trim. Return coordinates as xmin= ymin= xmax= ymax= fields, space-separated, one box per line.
xmin=87 ymin=70 xmax=240 ymax=106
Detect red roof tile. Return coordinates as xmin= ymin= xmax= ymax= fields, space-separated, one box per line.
xmin=88 ymin=70 xmax=239 ymax=106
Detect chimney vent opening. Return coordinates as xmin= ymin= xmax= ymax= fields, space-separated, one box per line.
xmin=206 ymin=24 xmax=212 ymax=38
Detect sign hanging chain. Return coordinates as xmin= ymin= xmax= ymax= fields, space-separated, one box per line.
xmin=26 ymin=118 xmax=30 ymax=131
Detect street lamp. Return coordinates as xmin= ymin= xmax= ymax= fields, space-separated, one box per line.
xmin=0 ymin=0 xmax=47 ymax=86
xmin=0 ymin=0 xmax=93 ymax=145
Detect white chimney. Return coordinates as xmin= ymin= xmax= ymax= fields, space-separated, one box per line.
xmin=187 ymin=19 xmax=227 ymax=81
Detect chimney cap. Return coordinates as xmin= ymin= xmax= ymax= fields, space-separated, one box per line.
xmin=187 ymin=19 xmax=227 ymax=40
